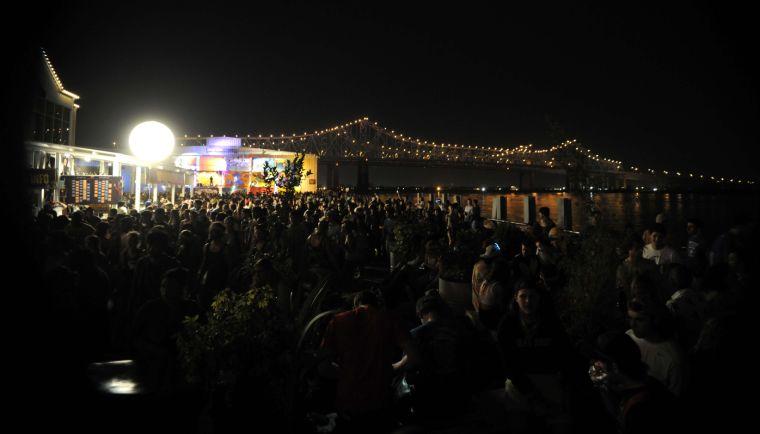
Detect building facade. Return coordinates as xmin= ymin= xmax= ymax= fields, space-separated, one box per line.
xmin=26 ymin=49 xmax=79 ymax=147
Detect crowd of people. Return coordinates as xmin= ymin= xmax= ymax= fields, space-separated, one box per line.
xmin=30 ymin=190 xmax=755 ymax=433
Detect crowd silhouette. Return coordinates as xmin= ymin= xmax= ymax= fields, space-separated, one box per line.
xmin=29 ymin=190 xmax=756 ymax=433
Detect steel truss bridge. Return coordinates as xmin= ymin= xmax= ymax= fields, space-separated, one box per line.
xmin=178 ymin=117 xmax=753 ymax=191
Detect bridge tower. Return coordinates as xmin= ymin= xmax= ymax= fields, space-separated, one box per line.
xmin=325 ymin=162 xmax=340 ymax=190
xmin=518 ymin=170 xmax=535 ymax=191
xmin=356 ymin=161 xmax=369 ymax=193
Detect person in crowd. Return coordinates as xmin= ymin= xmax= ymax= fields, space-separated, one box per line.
xmin=685 ymin=218 xmax=707 ymax=275
xmin=83 ymin=206 xmax=101 ymax=227
xmin=27 ymin=188 xmax=756 ymax=432
xmin=85 ymin=234 xmax=111 ymax=278
xmin=65 ymin=210 xmax=95 ymax=246
xmin=590 ymin=331 xmax=677 ymax=434
xmin=130 ymin=229 xmax=180 ymax=318
xmin=513 ymin=239 xmax=540 ymax=280
xmin=709 ymin=217 xmax=747 ymax=266
xmin=132 ymin=268 xmax=198 ymax=393
xmin=535 ymin=207 xmax=557 ymax=241
xmin=286 ymin=209 xmax=309 ymax=271
xmin=665 ymin=265 xmax=706 ymax=351
xmin=69 ymin=248 xmax=112 ymax=359
xmin=464 ymin=199 xmax=474 ymax=223
xmin=616 ymin=238 xmax=658 ymax=299
xmin=307 ymin=219 xmax=340 ymax=273
xmin=402 ymin=293 xmax=469 ymax=419
xmin=223 ymin=216 xmax=243 ymax=271
xmin=473 ymin=256 xmax=508 ymax=330
xmin=472 ymin=243 xmax=501 ymax=311
xmin=320 ymin=290 xmax=419 ymax=430
xmin=642 ymin=223 xmax=681 ymax=267
xmin=626 ymin=299 xmax=686 ymax=396
xmin=497 ymin=280 xmax=574 ymax=433
xmin=198 ymin=222 xmax=229 ymax=310
xmin=472 ymin=200 xmax=481 ymax=220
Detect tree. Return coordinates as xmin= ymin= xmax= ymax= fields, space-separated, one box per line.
xmin=259 ymin=153 xmax=312 ymax=200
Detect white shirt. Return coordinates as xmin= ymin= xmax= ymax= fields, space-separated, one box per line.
xmin=626 ymin=329 xmax=685 ymax=396
xmin=642 ymin=244 xmax=680 ymax=265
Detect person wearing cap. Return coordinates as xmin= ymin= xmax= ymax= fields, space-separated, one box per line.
xmin=590 ymin=331 xmax=677 ymax=434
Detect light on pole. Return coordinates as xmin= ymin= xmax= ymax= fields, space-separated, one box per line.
xmin=129 ymin=121 xmax=175 ymax=211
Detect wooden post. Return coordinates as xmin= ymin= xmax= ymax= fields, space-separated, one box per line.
xmin=491 ymin=196 xmax=507 ymax=220
xmin=557 ymin=198 xmax=572 ymax=229
xmin=523 ymin=196 xmax=536 ymax=224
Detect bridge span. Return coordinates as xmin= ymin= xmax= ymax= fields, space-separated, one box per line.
xmin=178 ymin=117 xmax=754 ymax=192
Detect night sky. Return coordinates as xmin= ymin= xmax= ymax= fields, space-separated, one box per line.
xmin=29 ymin=2 xmax=759 ymax=179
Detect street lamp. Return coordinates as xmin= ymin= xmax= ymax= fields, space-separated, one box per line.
xmin=129 ymin=121 xmax=175 ymax=210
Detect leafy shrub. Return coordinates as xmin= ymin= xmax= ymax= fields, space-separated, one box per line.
xmin=555 ymin=224 xmax=626 ymax=341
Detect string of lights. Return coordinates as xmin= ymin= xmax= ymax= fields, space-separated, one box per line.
xmin=41 ymin=49 xmax=80 ymax=102
xmin=173 ymin=116 xmax=754 ymax=185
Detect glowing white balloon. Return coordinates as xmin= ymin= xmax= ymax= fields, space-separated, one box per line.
xmin=129 ymin=121 xmax=175 ymax=162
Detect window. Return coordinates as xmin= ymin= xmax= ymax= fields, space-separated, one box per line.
xmin=32 ymin=99 xmax=71 ymax=144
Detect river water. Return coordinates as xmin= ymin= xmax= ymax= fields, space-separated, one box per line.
xmin=385 ymin=191 xmax=760 ymax=247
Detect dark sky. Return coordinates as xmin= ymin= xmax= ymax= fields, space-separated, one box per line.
xmin=32 ymin=2 xmax=758 ymax=178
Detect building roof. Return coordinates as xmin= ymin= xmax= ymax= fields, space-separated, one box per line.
xmin=41 ymin=48 xmax=80 ymax=102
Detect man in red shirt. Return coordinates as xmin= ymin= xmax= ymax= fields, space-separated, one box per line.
xmin=320 ymin=290 xmax=418 ymax=425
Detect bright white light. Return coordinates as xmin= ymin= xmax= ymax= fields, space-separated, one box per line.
xmin=481 ymin=187 xmax=486 ymax=192
xmin=129 ymin=121 xmax=175 ymax=163
xmin=104 ymin=378 xmax=139 ymax=394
